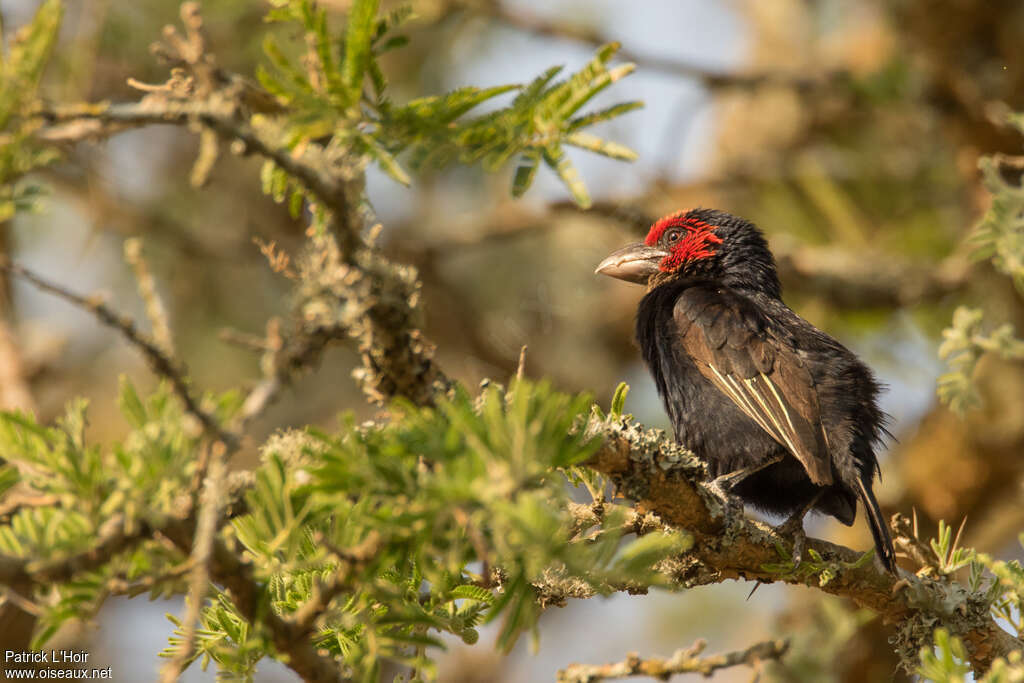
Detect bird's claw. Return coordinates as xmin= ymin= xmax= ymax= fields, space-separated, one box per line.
xmin=707 ymin=476 xmax=744 ymax=518
xmin=775 ymin=515 xmax=808 ymax=567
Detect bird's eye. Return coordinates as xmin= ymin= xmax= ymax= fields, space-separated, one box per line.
xmin=665 ymin=229 xmax=682 ymax=244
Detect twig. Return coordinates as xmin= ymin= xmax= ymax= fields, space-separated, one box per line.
xmin=515 ymin=345 xmax=527 ymax=381
xmin=0 ymin=258 xmax=234 ymax=449
xmin=452 ymin=508 xmax=494 ymax=588
xmin=36 ymin=100 xmax=363 ymax=250
xmin=891 ymin=512 xmax=938 ymax=575
xmin=160 ymin=453 xmax=227 ymax=682
xmin=106 ymin=559 xmax=196 ymax=598
xmin=557 ymin=638 xmax=789 ymax=683
xmin=0 ymin=515 xmax=156 ymax=587
xmin=0 ymin=492 xmax=60 ymax=525
xmin=0 ymin=586 xmax=43 ymax=618
xmin=218 ymin=327 xmax=271 ymax=352
xmin=475 ymin=3 xmax=847 ymax=91
xmin=124 ymin=237 xmax=175 ymax=356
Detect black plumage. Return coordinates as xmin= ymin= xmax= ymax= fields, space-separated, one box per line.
xmin=596 ymin=208 xmax=897 ymax=573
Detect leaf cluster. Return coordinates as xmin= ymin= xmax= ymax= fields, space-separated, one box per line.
xmin=0 ymin=0 xmax=62 ymax=221
xmin=938 ymin=306 xmax=1024 ymax=414
xmin=0 ymin=379 xmax=231 ymax=645
xmin=256 ymin=0 xmax=640 ymax=209
xmin=39 ymin=380 xmax=682 ymax=681
xmin=938 ymin=113 xmax=1024 ymax=412
xmin=916 ymin=531 xmax=1024 ymax=682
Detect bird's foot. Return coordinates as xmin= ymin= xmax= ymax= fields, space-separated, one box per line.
xmin=706 ymin=475 xmax=744 ymax=518
xmin=774 ymin=513 xmax=808 ymax=568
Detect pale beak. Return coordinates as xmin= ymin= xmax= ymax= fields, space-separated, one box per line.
xmin=594 ymin=243 xmax=668 ymax=285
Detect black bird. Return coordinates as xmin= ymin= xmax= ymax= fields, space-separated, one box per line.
xmin=596 ymin=208 xmax=897 ymax=573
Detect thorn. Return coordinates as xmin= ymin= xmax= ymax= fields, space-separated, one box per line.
xmin=746 ymin=581 xmax=764 ymax=601
xmin=953 ymin=515 xmax=968 ymax=554
xmin=516 ymin=345 xmax=528 ymax=382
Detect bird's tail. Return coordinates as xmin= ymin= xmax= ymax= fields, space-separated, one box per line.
xmin=856 ymin=477 xmax=897 ymax=574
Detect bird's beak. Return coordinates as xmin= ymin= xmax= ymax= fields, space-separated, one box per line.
xmin=594 ymin=243 xmax=668 ymax=284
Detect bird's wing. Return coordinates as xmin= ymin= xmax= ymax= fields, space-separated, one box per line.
xmin=673 ymin=287 xmax=832 ymax=485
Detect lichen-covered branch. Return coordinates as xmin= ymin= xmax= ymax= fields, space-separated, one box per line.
xmin=296 ymin=232 xmax=452 ymax=406
xmin=556 ymin=638 xmax=789 ymax=683
xmin=584 ymin=416 xmax=1023 ymax=674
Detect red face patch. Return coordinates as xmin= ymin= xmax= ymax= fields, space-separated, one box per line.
xmin=644 ymin=211 xmax=723 ymax=272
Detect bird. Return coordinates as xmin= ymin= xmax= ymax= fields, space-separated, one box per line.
xmin=595 ymin=207 xmax=897 ymax=573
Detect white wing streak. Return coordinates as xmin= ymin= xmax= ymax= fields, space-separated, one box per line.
xmin=706 ymin=362 xmax=831 ymax=485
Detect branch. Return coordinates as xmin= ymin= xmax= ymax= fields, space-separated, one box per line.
xmin=584 ymin=416 xmax=1023 ymax=675
xmin=160 ymin=454 xmax=226 ymax=683
xmin=0 ymin=515 xmax=155 ymax=588
xmin=771 ymin=238 xmax=971 ymax=309
xmin=0 ymin=471 xmax=353 ymax=683
xmin=35 ymin=92 xmax=448 ymax=410
xmin=557 ymin=638 xmax=789 ymax=683
xmin=0 ymin=470 xmax=252 ymax=591
xmin=472 ymin=3 xmax=847 ymax=91
xmin=36 ymin=99 xmax=362 ymax=247
xmin=0 ymin=258 xmax=234 ymax=448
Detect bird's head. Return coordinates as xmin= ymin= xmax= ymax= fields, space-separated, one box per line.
xmin=595 ymin=208 xmax=781 ymax=296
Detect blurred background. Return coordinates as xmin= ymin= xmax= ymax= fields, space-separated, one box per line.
xmin=3 ymin=0 xmax=1024 ymax=680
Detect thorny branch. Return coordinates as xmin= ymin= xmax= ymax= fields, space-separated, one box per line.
xmin=556 ymin=638 xmax=789 ymax=683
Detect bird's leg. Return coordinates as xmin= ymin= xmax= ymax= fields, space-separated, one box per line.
xmin=775 ymin=489 xmax=824 ymax=567
xmin=706 ymin=454 xmax=785 ymax=514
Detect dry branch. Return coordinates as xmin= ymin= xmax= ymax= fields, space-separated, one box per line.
xmin=0 ymin=258 xmax=233 ymax=447
xmin=472 ymin=2 xmax=847 ymax=91
xmin=557 ymin=638 xmax=789 ymax=683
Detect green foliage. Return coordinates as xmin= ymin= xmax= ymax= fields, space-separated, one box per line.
xmin=761 ymin=543 xmax=873 ymax=586
xmin=256 ymin=0 xmax=640 ymax=208
xmin=0 ymin=379 xmax=208 ymax=646
xmin=918 ymin=629 xmax=1024 ymax=682
xmin=0 ymin=0 xmax=62 ymax=221
xmin=0 ymin=376 xmax=690 ymax=679
xmin=918 ymin=629 xmax=972 ymax=682
xmin=161 ymin=381 xmax=686 ymax=679
xmin=939 ymin=112 xmax=1024 ymax=412
xmin=971 ymin=538 xmax=1024 ymax=641
xmin=917 ymin=536 xmax=1024 ymax=682
xmin=930 ymin=519 xmax=974 ymax=576
xmin=973 ymin=122 xmax=1024 ymax=294
xmin=938 ymin=306 xmax=1024 ymax=413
